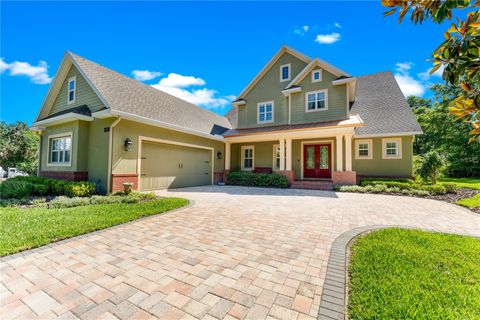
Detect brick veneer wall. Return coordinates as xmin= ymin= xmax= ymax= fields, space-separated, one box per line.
xmin=40 ymin=171 xmax=88 ymax=181
xmin=111 ymin=173 xmax=139 ymax=193
xmin=332 ymin=171 xmax=357 ymax=185
xmin=276 ymin=170 xmax=295 ymax=185
xmin=214 ymin=172 xmax=224 ymax=184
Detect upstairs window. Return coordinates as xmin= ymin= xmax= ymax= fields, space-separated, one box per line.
xmin=68 ymin=76 xmax=76 ymax=104
xmin=311 ymin=69 xmax=322 ymax=82
xmin=241 ymin=146 xmax=254 ymax=170
xmin=382 ymin=138 xmax=402 ymax=159
xmin=280 ymin=64 xmax=291 ymax=82
xmin=49 ymin=134 xmax=72 ymax=165
xmin=305 ymin=90 xmax=328 ymax=112
xmin=258 ymin=101 xmax=274 ymax=123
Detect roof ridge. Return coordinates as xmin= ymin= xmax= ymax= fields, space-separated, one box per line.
xmin=66 ymin=51 xmax=230 ymax=124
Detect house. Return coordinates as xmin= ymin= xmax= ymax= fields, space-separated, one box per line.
xmin=33 ymin=46 xmax=422 ymax=193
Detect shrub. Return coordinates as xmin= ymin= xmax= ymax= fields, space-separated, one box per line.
xmin=411 ymin=189 xmax=431 ymax=197
xmin=415 ymin=151 xmax=444 ymax=184
xmin=360 ymin=179 xmax=415 ymax=190
xmin=63 ymin=181 xmax=96 ymax=197
xmin=47 ymin=192 xmax=157 ymax=209
xmin=48 ymin=196 xmax=90 ymax=209
xmin=226 ymin=171 xmax=288 ymax=188
xmin=418 ymin=184 xmax=446 ymax=195
xmin=442 ymin=183 xmax=457 ymax=193
xmin=0 ymin=180 xmax=32 ymax=198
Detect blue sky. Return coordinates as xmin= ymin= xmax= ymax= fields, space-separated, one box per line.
xmin=1 ymin=1 xmax=451 ymax=125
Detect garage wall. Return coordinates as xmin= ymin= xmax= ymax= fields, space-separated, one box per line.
xmin=112 ymin=119 xmax=225 ymax=176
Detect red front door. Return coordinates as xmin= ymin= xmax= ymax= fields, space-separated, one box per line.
xmin=303 ymin=144 xmax=331 ymax=178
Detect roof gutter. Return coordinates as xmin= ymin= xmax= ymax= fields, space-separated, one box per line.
xmin=354 ymin=131 xmax=423 ymax=138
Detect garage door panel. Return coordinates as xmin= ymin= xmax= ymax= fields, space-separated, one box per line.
xmin=140 ymin=141 xmax=212 ymax=191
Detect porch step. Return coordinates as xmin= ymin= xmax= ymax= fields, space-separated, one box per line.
xmin=290 ymin=180 xmax=334 ymax=191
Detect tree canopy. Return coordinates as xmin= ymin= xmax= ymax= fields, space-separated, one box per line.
xmin=0 ymin=122 xmax=39 ymax=175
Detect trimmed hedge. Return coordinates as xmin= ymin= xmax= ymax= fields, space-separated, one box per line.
xmin=0 ymin=176 xmax=96 ymax=199
xmin=354 ymin=178 xmax=458 ymax=196
xmin=226 ymin=171 xmax=288 ymax=188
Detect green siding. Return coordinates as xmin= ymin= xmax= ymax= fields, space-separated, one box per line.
xmin=230 ymin=141 xmax=276 ymax=170
xmin=352 ymin=136 xmax=413 ymax=177
xmin=49 ymin=65 xmax=106 ymax=116
xmin=290 ymin=68 xmax=348 ymax=124
xmin=238 ymin=52 xmax=308 ymax=128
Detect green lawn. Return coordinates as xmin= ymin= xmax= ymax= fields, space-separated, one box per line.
xmin=0 ymin=198 xmax=188 ymax=256
xmin=348 ymin=228 xmax=480 ymax=320
xmin=439 ymin=177 xmax=480 ymax=190
xmin=456 ymin=193 xmax=480 ymax=209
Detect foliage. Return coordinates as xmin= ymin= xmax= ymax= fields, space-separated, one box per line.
xmin=348 ymin=228 xmax=480 ymax=319
xmin=336 ymin=183 xmax=444 ymax=196
xmin=226 ymin=171 xmax=289 ymax=188
xmin=414 ymin=151 xmax=444 ymax=184
xmin=0 ymin=121 xmax=39 ymax=175
xmin=456 ymin=193 xmax=480 ymax=208
xmin=409 ymin=84 xmax=480 ymax=177
xmin=0 ymin=197 xmax=188 ymax=256
xmin=439 ymin=177 xmax=480 ymax=189
xmin=382 ymin=1 xmax=480 ymax=141
xmin=0 ymin=176 xmax=96 ymax=199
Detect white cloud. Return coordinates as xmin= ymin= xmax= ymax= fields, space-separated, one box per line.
xmin=151 ymin=72 xmax=232 ymax=108
xmin=0 ymin=58 xmax=52 ymax=84
xmin=132 ymin=70 xmax=162 ymax=81
xmin=294 ymin=25 xmax=310 ymax=36
xmin=334 ymin=22 xmax=342 ymax=28
xmin=418 ymin=65 xmax=444 ymax=81
xmin=394 ymin=62 xmax=426 ymax=96
xmin=315 ymin=32 xmax=341 ymax=44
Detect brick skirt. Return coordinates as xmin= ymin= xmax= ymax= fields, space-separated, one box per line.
xmin=39 ymin=171 xmax=88 ymax=181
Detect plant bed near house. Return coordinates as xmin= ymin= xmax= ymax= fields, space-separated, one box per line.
xmin=348 ymin=228 xmax=480 ymax=319
xmin=0 ymin=197 xmax=188 ymax=256
xmin=226 ymin=171 xmax=289 ymax=188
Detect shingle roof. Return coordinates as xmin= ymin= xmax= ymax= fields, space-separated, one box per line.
xmin=351 ymin=71 xmax=422 ymax=136
xmin=42 ymin=104 xmax=95 ymax=120
xmin=67 ymin=52 xmax=231 ymax=136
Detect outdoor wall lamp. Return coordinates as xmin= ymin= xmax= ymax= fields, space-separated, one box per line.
xmin=217 ymin=151 xmax=222 ymax=160
xmin=124 ymin=138 xmax=133 ymax=152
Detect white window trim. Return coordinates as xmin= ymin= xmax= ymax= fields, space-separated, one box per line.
xmin=67 ymin=76 xmax=76 ymax=104
xmin=355 ymin=139 xmax=373 ymax=160
xmin=305 ymin=89 xmax=328 ymax=112
xmin=382 ymin=138 xmax=402 ymax=159
xmin=311 ymin=69 xmax=322 ymax=83
xmin=272 ymin=144 xmax=281 ymax=170
xmin=47 ymin=132 xmax=73 ymax=167
xmin=241 ymin=145 xmax=255 ymax=171
xmin=280 ymin=63 xmax=291 ymax=82
xmin=257 ymin=101 xmax=274 ymax=124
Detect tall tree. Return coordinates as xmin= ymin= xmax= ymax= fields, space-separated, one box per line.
xmin=0 ymin=122 xmax=39 ymax=175
xmin=382 ymin=0 xmax=480 ymax=142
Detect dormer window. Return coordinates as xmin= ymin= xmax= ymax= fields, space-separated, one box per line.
xmin=312 ymin=69 xmax=322 ymax=83
xmin=280 ymin=64 xmax=291 ymax=82
xmin=67 ymin=76 xmax=76 ymax=104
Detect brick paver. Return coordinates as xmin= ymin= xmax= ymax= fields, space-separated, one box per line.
xmin=1 ymin=186 xmax=479 ymax=319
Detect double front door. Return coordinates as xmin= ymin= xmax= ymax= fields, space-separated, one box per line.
xmin=303 ymin=144 xmax=332 ymax=179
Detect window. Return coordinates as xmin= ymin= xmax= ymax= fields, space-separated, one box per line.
xmin=49 ymin=134 xmax=72 ymax=165
xmin=257 ymin=101 xmax=274 ymax=123
xmin=311 ymin=69 xmax=322 ymax=83
xmin=305 ymin=90 xmax=328 ymax=112
xmin=280 ymin=63 xmax=291 ymax=82
xmin=68 ymin=76 xmax=76 ymax=104
xmin=355 ymin=139 xmax=372 ymax=159
xmin=273 ymin=144 xmax=281 ymax=170
xmin=241 ymin=146 xmax=254 ymax=170
xmin=382 ymin=138 xmax=402 ymax=159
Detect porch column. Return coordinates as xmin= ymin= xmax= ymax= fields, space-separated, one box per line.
xmin=285 ymin=138 xmax=292 ymax=171
xmin=345 ymin=134 xmax=352 ymax=171
xmin=336 ymin=135 xmax=343 ymax=172
xmin=225 ymin=142 xmax=231 ymax=170
xmin=279 ymin=138 xmax=285 ymax=170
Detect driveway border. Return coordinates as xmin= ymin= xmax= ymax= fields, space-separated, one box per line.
xmin=317 ymin=225 xmax=480 ymax=320
xmin=0 ymin=199 xmax=194 ymax=261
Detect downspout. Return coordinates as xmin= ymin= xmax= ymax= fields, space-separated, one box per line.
xmin=107 ymin=117 xmax=122 ymax=193
xmin=288 ymin=93 xmax=292 ymax=125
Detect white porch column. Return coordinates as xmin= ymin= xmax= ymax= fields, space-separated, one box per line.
xmin=279 ymin=138 xmax=285 ymax=171
xmin=336 ymin=135 xmax=343 ymax=172
xmin=345 ymin=134 xmax=352 ymax=172
xmin=285 ymin=138 xmax=292 ymax=171
xmin=225 ymin=142 xmax=231 ymax=170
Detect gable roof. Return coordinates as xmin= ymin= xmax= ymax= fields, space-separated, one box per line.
xmin=36 ymin=51 xmax=231 ymax=137
xmin=286 ymin=58 xmax=351 ymax=88
xmin=235 ymin=45 xmax=311 ymax=100
xmin=351 ymin=71 xmax=422 ymax=136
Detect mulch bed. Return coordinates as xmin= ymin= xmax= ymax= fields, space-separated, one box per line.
xmin=427 ymin=188 xmax=480 ymax=214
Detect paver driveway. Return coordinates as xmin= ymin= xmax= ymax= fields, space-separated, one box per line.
xmin=2 ymin=186 xmax=480 ymax=320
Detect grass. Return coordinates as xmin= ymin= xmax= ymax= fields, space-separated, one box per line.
xmin=0 ymin=197 xmax=188 ymax=256
xmin=348 ymin=228 xmax=480 ymax=320
xmin=439 ymin=177 xmax=480 ymax=190
xmin=456 ymin=193 xmax=480 ymax=209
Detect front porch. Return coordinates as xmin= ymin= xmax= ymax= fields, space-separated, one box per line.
xmin=224 ymin=126 xmax=358 ymax=186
